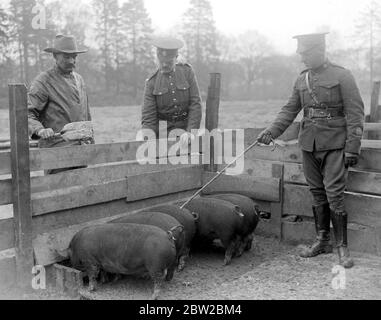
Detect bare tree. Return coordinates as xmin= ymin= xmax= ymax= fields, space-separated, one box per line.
xmin=120 ymin=0 xmax=154 ymax=99
xmin=92 ymin=0 xmax=119 ymax=91
xmin=234 ymin=30 xmax=273 ymax=98
xmin=181 ymin=0 xmax=220 ymax=89
xmin=354 ymin=0 xmax=381 ymax=89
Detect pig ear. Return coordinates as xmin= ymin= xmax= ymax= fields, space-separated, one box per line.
xmin=191 ymin=211 xmax=199 ymax=221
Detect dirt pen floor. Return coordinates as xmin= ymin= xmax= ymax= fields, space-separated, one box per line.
xmin=2 ymin=235 xmax=381 ymax=300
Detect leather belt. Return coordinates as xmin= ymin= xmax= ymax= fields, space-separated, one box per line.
xmin=303 ymin=105 xmax=344 ymax=119
xmin=158 ymin=111 xmax=188 ymax=122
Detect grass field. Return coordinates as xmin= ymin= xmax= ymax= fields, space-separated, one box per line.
xmin=0 ymin=100 xmax=296 ymax=142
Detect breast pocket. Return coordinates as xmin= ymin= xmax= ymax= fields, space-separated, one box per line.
xmin=317 ymin=81 xmax=341 ymax=103
xmin=176 ymin=82 xmax=190 ymax=103
xmin=153 ymin=87 xmax=169 ymax=107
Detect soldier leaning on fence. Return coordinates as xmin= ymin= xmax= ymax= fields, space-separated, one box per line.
xmin=27 ymin=35 xmax=94 ymax=174
xmin=257 ymin=32 xmax=365 ymax=268
xmin=141 ymin=36 xmax=202 ymax=145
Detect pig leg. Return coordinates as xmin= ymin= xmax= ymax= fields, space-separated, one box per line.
xmin=166 ymin=263 xmax=176 ymax=281
xmin=87 ymin=265 xmax=100 ymax=292
xmin=111 ymin=274 xmax=122 ymax=283
xmin=177 ymin=250 xmax=188 ymax=272
xmin=99 ymin=270 xmax=111 ymax=284
xmin=222 ymin=236 xmax=239 ymax=265
xmin=234 ymin=240 xmax=246 ymax=258
xmin=244 ymin=234 xmax=254 ymax=251
xmin=151 ymin=271 xmax=165 ymax=300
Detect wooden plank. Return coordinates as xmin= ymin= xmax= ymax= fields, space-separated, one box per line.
xmin=0 ymin=151 xmax=11 ymax=176
xmin=369 ymin=81 xmax=381 ymax=140
xmin=243 ymin=140 xmax=380 ymax=171
xmin=243 ymin=122 xmax=300 ymax=146
xmin=205 ymin=73 xmax=221 ymax=172
xmin=9 ymin=84 xmax=34 ymax=288
xmin=269 ymin=163 xmax=284 ymax=239
xmin=0 ymin=250 xmax=16 ymax=289
xmin=283 ymin=184 xmax=381 ymax=227
xmin=30 ymin=158 xmax=200 ymax=193
xmin=0 ymin=189 xmax=201 ymax=252
xmin=361 ymin=140 xmax=381 ymax=149
xmin=370 ymin=81 xmax=380 ymax=122
xmin=357 ymin=148 xmax=381 ymax=172
xmin=202 ymin=172 xmax=280 ymax=202
xmin=126 ymin=166 xmax=203 ymax=202
xmin=0 ymin=179 xmax=12 ymax=205
xmin=32 ymin=179 xmax=128 ymax=216
xmin=0 ymin=139 xmax=200 ymax=175
xmin=0 ymin=218 xmax=14 ymax=251
xmin=283 ymin=163 xmax=381 ymax=196
xmin=244 ymin=141 xmax=303 ymax=163
xmin=0 ymin=157 xmax=202 ymax=205
xmin=345 ymin=170 xmax=381 ymax=196
xmin=364 ymin=122 xmax=381 ymax=131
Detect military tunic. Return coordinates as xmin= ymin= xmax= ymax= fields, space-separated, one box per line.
xmin=267 ymin=61 xmax=364 ymax=211
xmin=142 ymin=63 xmax=202 ymax=136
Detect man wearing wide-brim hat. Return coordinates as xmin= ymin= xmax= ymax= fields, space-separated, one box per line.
xmin=257 ymin=32 xmax=364 ymax=268
xmin=141 ymin=36 xmax=202 ymax=142
xmin=28 ymin=34 xmax=93 ymax=173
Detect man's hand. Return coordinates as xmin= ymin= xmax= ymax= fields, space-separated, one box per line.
xmin=344 ymin=152 xmax=359 ymax=168
xmin=37 ymin=128 xmax=54 ymax=139
xmin=257 ymin=129 xmax=273 ymax=145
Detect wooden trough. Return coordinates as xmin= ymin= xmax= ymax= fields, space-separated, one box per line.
xmin=0 ymin=78 xmax=381 ymax=297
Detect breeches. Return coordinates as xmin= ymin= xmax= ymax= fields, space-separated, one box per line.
xmin=302 ymin=148 xmax=347 ymax=212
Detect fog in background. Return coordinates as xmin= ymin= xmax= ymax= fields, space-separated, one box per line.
xmin=0 ymin=0 xmax=380 ymax=108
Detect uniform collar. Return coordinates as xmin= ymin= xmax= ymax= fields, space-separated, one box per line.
xmin=309 ymin=59 xmax=330 ymax=74
xmin=160 ymin=66 xmax=176 ymax=76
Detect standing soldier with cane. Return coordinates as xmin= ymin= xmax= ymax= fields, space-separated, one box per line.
xmin=257 ymin=33 xmax=364 ymax=268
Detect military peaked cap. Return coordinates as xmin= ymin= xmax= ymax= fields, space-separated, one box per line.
xmin=293 ymin=32 xmax=329 ymax=53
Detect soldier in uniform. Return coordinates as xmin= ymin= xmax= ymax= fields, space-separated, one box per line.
xmin=257 ymin=33 xmax=364 ymax=268
xmin=141 ymin=36 xmax=202 ymax=144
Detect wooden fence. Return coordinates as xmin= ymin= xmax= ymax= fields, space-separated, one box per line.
xmin=1 ymin=78 xmax=381 ymax=291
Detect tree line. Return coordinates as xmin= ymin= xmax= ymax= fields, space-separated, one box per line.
xmin=0 ymin=0 xmax=380 ymax=107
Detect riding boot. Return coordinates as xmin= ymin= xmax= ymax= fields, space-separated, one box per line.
xmin=299 ymin=203 xmax=333 ymax=258
xmin=331 ymin=210 xmax=354 ymax=268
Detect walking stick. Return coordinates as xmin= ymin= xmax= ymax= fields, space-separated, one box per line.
xmin=180 ymin=139 xmax=264 ymax=209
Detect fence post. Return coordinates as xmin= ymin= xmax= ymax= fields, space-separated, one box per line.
xmin=8 ymin=84 xmax=34 ymax=289
xmin=368 ymin=81 xmax=381 ymax=140
xmin=205 ymin=73 xmax=221 ymax=172
xmin=270 ymin=163 xmax=284 ymax=241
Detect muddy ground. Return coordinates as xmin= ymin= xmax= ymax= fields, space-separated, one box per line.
xmin=2 ymin=235 xmax=380 ymax=300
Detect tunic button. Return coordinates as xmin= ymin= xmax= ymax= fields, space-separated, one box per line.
xmin=172 ymin=91 xmax=175 ymax=94
xmin=170 ymin=83 xmax=173 ymax=85
xmin=173 ymin=98 xmax=177 ymax=101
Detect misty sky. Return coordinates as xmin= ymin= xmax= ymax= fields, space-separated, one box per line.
xmin=144 ymin=0 xmax=371 ymax=54
xmin=2 ymin=0 xmax=373 ymax=54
